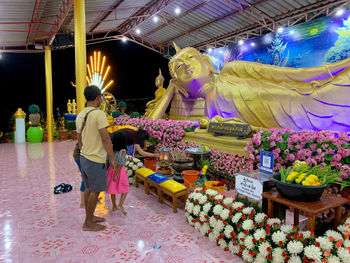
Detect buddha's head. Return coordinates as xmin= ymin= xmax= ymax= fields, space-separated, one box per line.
xmin=169 ymin=43 xmax=217 ymax=98
xmin=155 ymin=68 xmax=165 ymax=88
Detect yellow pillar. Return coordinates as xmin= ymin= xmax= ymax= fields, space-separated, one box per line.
xmin=74 ymin=0 xmax=87 ymax=113
xmin=45 ymin=46 xmax=54 ymax=142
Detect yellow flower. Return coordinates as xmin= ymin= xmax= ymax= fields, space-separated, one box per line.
xmin=302 ymin=180 xmax=310 ymax=186
xmin=295 ymin=174 xmax=305 ymax=184
xmin=287 ymin=172 xmax=298 ymax=182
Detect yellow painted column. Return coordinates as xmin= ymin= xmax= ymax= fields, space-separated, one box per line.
xmin=74 ymin=0 xmax=87 ymax=113
xmin=45 ymin=46 xmax=54 ymax=142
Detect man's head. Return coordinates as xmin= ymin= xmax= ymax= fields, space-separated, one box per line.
xmin=169 ymin=43 xmax=217 ymax=98
xmin=84 ymin=85 xmax=102 ymax=107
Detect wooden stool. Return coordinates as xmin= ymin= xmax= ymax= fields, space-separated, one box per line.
xmin=135 ymin=172 xmax=146 ymax=188
xmin=134 ymin=168 xmax=155 ymax=188
xmin=159 ymin=184 xmax=188 ymax=213
xmin=144 ymin=177 xmax=161 ymax=201
xmin=262 ymin=189 xmax=349 ymax=232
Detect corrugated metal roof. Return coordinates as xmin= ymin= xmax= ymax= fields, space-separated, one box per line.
xmin=0 ymin=0 xmax=348 ymax=53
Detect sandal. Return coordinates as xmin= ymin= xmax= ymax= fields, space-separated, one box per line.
xmin=62 ymin=184 xmax=73 ymax=193
xmin=53 ymin=183 xmax=72 ymax=194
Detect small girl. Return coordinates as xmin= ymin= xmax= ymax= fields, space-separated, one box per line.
xmin=106 ymin=131 xmax=129 ymax=215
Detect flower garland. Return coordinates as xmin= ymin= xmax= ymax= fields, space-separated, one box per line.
xmin=186 ymin=187 xmax=350 ymax=262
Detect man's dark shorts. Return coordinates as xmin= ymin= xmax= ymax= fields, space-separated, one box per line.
xmin=80 ymin=155 xmax=107 ymax=193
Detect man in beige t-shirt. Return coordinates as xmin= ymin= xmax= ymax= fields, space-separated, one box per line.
xmin=76 ymin=85 xmax=117 ymax=232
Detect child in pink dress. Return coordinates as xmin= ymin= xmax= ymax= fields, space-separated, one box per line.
xmin=106 ymin=132 xmax=129 ymax=214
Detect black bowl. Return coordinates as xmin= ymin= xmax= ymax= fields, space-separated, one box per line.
xmin=273 ymin=173 xmax=327 ymax=202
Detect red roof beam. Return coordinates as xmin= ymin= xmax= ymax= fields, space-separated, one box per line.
xmin=26 ymin=0 xmax=40 ymax=44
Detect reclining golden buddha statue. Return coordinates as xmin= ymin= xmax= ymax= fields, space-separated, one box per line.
xmin=146 ymin=43 xmax=350 ymax=132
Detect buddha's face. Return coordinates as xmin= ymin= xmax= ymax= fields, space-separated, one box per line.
xmin=170 ymin=48 xmax=214 ymax=98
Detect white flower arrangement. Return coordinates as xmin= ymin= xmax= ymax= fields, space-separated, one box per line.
xmin=271 ymin=230 xmax=287 ymax=246
xmin=242 ymin=207 xmax=254 ymax=215
xmin=223 ymin=197 xmax=234 ymax=205
xmin=220 ymin=208 xmax=230 ymax=221
xmin=242 ymin=219 xmax=254 ymax=231
xmin=289 ymin=255 xmax=302 ymax=263
xmin=185 ymin=188 xmax=350 ymax=263
xmin=125 ymin=155 xmax=143 ymax=176
xmin=258 ymin=241 xmax=271 ymax=257
xmin=243 ymin=235 xmax=255 ymax=249
xmin=325 ymin=230 xmax=343 ymax=242
xmin=255 ymin=212 xmax=267 ymax=223
xmin=254 ymin=229 xmax=266 ymax=241
xmin=231 ymin=213 xmax=242 ymax=224
xmin=214 ymin=219 xmax=225 ymax=232
xmin=193 ymin=205 xmax=201 ymax=215
xmin=304 ymin=245 xmax=322 ymax=261
xmin=213 ymin=204 xmax=223 ymax=215
xmin=287 ymin=240 xmax=304 ymax=255
xmin=280 ymin=224 xmax=293 ymax=234
xmin=224 ymin=225 xmax=234 ymax=239
xmin=214 ymin=194 xmax=224 ymax=200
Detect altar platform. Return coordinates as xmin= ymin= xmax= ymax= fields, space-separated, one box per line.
xmin=183 ymin=131 xmax=250 ymax=155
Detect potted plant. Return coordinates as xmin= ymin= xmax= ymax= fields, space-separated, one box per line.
xmin=130 ymin=112 xmax=141 ymax=118
xmin=274 ymin=160 xmax=342 ymax=201
xmin=27 ymin=104 xmax=43 ymax=143
xmin=118 ymin=101 xmax=127 ymax=115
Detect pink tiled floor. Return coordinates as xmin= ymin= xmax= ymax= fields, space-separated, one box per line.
xmin=0 ymin=141 xmax=243 ymax=263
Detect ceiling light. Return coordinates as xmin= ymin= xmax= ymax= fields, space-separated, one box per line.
xmin=290 ymin=30 xmax=294 ymax=35
xmin=219 ymin=50 xmax=223 ymax=54
xmin=238 ymin=39 xmax=244 ymax=45
xmin=153 ymin=16 xmax=159 ymax=22
xmin=175 ymin=7 xmax=181 ymax=15
xmin=135 ymin=28 xmax=141 ymax=34
xmin=122 ymin=36 xmax=127 ymax=42
xmin=277 ymin=27 xmax=284 ymax=33
xmin=208 ymin=48 xmax=213 ymax=52
xmin=336 ymin=9 xmax=345 ymax=16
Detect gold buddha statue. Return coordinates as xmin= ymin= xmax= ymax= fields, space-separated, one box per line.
xmin=147 ymin=43 xmax=350 ymax=132
xmin=144 ymin=69 xmax=166 ymax=118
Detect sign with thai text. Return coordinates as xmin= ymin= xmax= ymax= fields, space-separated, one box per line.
xmin=208 ymin=122 xmax=252 ymax=137
xmin=235 ymin=174 xmax=263 ymax=201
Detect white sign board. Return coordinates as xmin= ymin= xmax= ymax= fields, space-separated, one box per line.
xmin=235 ymin=174 xmax=263 ymax=201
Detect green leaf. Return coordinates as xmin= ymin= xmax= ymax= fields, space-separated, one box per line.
xmin=345 ymin=156 xmax=350 ymax=164
xmin=281 ymin=133 xmax=290 ymax=141
xmin=324 ymin=154 xmax=333 ymax=162
xmin=280 ymin=143 xmax=287 ymax=151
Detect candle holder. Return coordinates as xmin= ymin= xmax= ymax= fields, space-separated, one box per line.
xmin=157 ymin=147 xmax=173 ymax=176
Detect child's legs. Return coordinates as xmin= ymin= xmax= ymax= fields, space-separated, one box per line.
xmin=110 ymin=194 xmax=117 ymax=208
xmin=118 ymin=193 xmax=128 ymax=207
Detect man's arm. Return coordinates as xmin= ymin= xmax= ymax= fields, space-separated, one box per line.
xmin=99 ymin=127 xmax=117 ymax=169
xmin=77 ymin=132 xmax=83 ymax=149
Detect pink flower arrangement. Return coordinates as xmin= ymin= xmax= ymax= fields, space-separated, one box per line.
xmin=245 ymin=128 xmax=350 ymax=180
xmin=210 ymin=149 xmax=253 ymax=176
xmin=114 ymin=116 xmax=196 ymax=145
xmin=155 ymin=140 xmax=253 ymax=178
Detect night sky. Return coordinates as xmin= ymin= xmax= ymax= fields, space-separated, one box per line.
xmin=0 ymin=40 xmax=170 ymax=132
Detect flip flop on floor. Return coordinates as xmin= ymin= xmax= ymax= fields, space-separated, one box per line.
xmin=53 ymin=183 xmax=73 ymax=194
